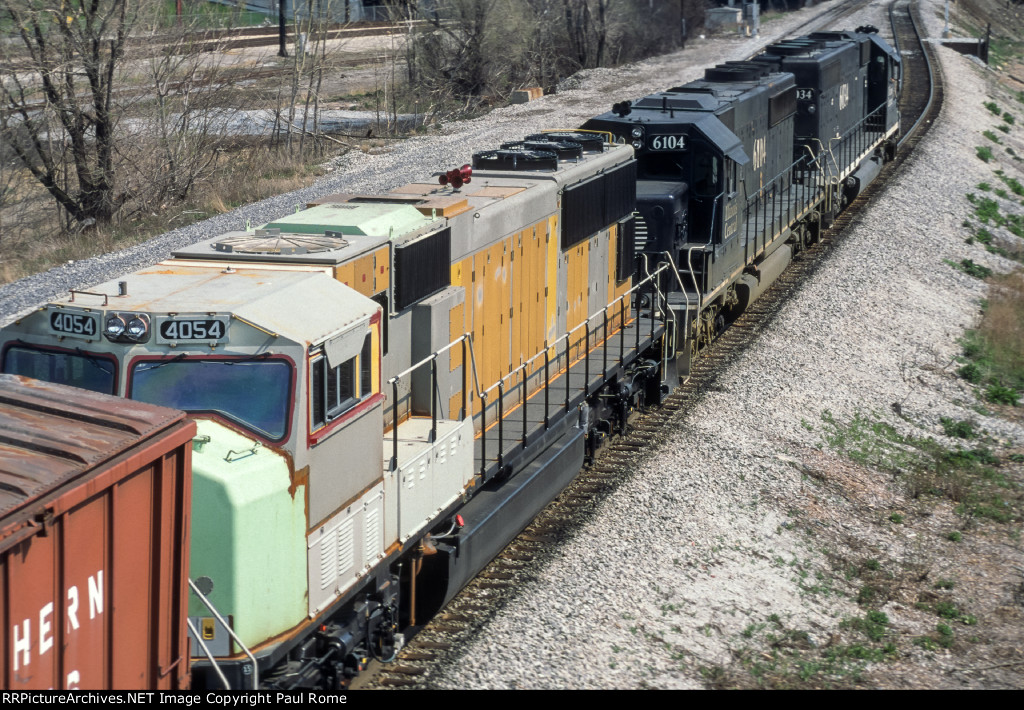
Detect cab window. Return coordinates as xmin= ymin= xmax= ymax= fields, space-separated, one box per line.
xmin=2 ymin=345 xmax=117 ymax=394
xmin=311 ymin=333 xmax=373 ymax=430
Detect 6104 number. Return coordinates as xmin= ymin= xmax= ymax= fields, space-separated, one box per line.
xmin=650 ymin=135 xmax=687 ymax=151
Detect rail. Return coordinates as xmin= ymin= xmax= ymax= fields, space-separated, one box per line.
xmin=386 ymin=263 xmax=672 ymax=476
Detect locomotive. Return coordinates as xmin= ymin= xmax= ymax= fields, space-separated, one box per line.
xmin=583 ymin=28 xmax=900 ymax=363
xmin=0 ymin=28 xmax=899 ymax=690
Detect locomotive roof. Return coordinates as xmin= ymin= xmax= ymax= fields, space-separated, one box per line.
xmin=263 ymin=202 xmax=433 ymax=237
xmin=51 ymin=264 xmax=378 ymax=347
xmin=584 ymin=106 xmax=749 ymax=166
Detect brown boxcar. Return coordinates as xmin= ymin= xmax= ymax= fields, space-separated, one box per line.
xmin=0 ymin=374 xmax=195 ymax=690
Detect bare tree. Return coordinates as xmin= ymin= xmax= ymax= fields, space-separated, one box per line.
xmin=407 ymin=0 xmax=500 ymax=100
xmin=0 ymin=0 xmax=138 ymax=229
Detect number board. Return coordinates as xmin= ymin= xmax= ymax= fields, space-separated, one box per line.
xmin=649 ymin=135 xmax=687 ymax=151
xmin=156 ymin=317 xmax=229 ymax=344
xmin=795 ymin=89 xmax=814 ymax=101
xmin=48 ymin=310 xmax=99 ymax=341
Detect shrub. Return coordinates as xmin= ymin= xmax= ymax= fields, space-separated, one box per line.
xmin=986 ymin=382 xmax=1019 ymax=406
xmin=976 ymin=146 xmax=994 ymax=162
xmin=941 ymin=417 xmax=976 ymax=439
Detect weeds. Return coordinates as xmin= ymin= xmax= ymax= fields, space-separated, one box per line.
xmin=940 ymin=417 xmax=976 ymax=439
xmin=946 ymin=259 xmax=993 ymax=279
xmin=819 ymin=409 xmax=1022 ymax=526
xmin=976 ymin=146 xmax=994 ymax=162
xmin=983 ymin=130 xmax=1002 ymax=144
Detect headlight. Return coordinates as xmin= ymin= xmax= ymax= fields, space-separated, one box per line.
xmin=126 ymin=314 xmax=150 ymax=342
xmin=104 ymin=314 xmax=126 ymax=339
xmin=631 ymin=127 xmax=643 ymax=139
xmin=632 ymin=140 xmax=643 ymax=150
xmin=104 ymin=312 xmax=151 ymax=343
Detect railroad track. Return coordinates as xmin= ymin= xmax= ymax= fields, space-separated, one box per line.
xmin=357 ymin=0 xmax=940 ymax=690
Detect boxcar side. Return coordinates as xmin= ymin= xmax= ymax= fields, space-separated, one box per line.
xmin=0 ymin=374 xmax=195 ymax=690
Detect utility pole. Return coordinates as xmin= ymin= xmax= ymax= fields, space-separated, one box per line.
xmin=279 ymin=0 xmax=288 ymax=57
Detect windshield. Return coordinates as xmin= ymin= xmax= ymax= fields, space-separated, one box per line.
xmin=130 ymin=357 xmax=292 ymax=441
xmin=2 ymin=345 xmax=117 ymax=394
xmin=638 ymin=152 xmax=687 ymax=180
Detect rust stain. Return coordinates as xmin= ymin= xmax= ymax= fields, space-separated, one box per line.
xmin=289 ymin=465 xmax=309 ymax=500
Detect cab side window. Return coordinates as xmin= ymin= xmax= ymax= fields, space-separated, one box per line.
xmin=311 ymin=333 xmax=372 ymax=430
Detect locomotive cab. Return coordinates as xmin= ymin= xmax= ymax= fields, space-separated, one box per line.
xmin=583 ymin=99 xmax=750 ymax=292
xmin=0 ymin=266 xmax=396 ymax=685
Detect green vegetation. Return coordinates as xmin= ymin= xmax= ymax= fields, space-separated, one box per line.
xmin=940 ymin=417 xmax=976 ymax=439
xmin=889 ymin=512 xmax=904 ymax=524
xmin=818 ymin=409 xmax=1022 ymax=526
xmin=977 ymin=146 xmax=994 ymax=162
xmin=945 ymin=258 xmax=993 ymax=279
xmin=983 ymin=130 xmax=1002 ymax=144
xmin=947 ymin=530 xmax=963 ymax=542
xmin=985 ymin=101 xmax=1002 ymax=115
xmin=1004 ymin=112 xmax=1016 ymax=125
xmin=956 ymin=278 xmax=1024 ymax=406
xmin=156 ymin=0 xmax=267 ymax=29
xmin=714 ymin=614 xmax=898 ymax=689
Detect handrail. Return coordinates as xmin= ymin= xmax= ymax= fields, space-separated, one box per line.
xmin=188 ymin=578 xmax=260 ymax=690
xmin=186 ymin=618 xmax=231 ymax=690
xmin=386 ymin=262 xmax=671 ymax=473
xmin=476 ymin=262 xmax=671 ymax=401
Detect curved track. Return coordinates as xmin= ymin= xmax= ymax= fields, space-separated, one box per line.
xmin=359 ymin=0 xmax=942 ymax=690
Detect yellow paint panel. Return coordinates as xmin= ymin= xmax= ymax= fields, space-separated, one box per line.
xmin=353 ymin=254 xmax=375 ymax=296
xmin=451 ymin=256 xmax=471 ymax=288
xmin=373 ymin=246 xmax=390 ymax=294
xmin=566 ymin=241 xmax=589 ymax=335
xmin=546 ymin=215 xmax=559 ymax=346
xmin=369 ymin=322 xmax=381 ymax=395
xmin=449 ymin=392 xmax=463 ymax=421
xmin=335 ymin=262 xmax=355 ymax=289
xmin=510 ymin=231 xmax=523 ymax=371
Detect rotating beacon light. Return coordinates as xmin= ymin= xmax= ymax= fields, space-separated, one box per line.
xmin=438 ymin=164 xmax=473 ymax=190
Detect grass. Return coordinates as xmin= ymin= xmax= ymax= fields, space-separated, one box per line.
xmin=818 ymin=409 xmax=1022 ymax=526
xmin=945 ymin=258 xmax=993 ymax=279
xmin=976 ymin=146 xmax=994 ymax=162
xmin=714 ymin=614 xmax=898 ymax=689
xmin=940 ymin=417 xmax=976 ymax=439
xmin=155 ymin=0 xmax=268 ymax=29
xmin=956 ymin=274 xmax=1024 ymax=405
